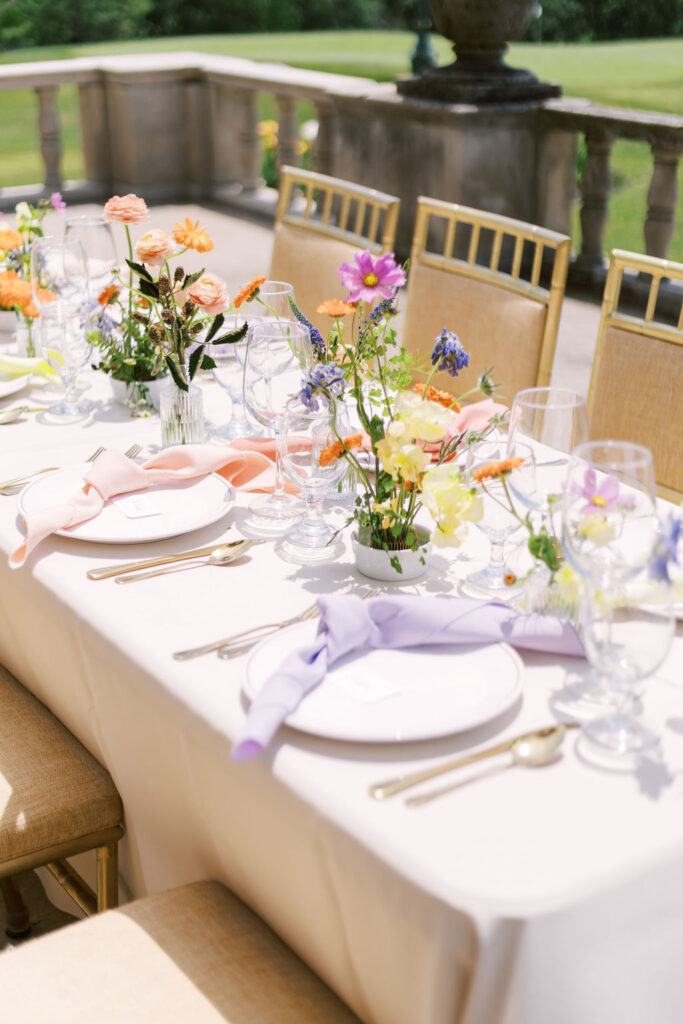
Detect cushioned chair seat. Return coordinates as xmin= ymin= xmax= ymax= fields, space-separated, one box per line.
xmin=0 ymin=880 xmax=362 ymax=1023
xmin=0 ymin=665 xmax=122 ymax=864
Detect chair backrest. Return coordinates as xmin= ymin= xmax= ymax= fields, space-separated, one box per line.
xmin=588 ymin=249 xmax=683 ymax=500
xmin=402 ymin=198 xmax=571 ymax=404
xmin=270 ymin=166 xmax=400 ymax=338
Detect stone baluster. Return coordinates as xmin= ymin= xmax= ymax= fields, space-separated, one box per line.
xmin=35 ymin=85 xmax=62 ymax=192
xmin=575 ymin=129 xmax=614 ymax=275
xmin=237 ymin=88 xmax=263 ymax=192
xmin=275 ymin=95 xmax=299 ymax=172
xmin=313 ymin=100 xmax=334 ymax=178
xmin=78 ymin=79 xmax=111 ymax=195
xmin=644 ymin=144 xmax=681 ymax=260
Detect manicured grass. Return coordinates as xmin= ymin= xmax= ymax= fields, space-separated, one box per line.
xmin=1 ymin=32 xmax=682 ymax=258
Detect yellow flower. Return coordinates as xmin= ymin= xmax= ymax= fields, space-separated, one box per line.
xmin=553 ymin=564 xmax=581 ymax=604
xmin=172 ymin=218 xmax=213 ymax=253
xmin=394 ymin=390 xmax=452 ymax=442
xmin=421 ymin=463 xmax=483 ymax=548
xmin=375 ymin=431 xmax=431 ymax=483
xmin=578 ymin=512 xmax=615 ymax=546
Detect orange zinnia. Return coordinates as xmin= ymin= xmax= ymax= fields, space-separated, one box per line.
xmin=319 ymin=433 xmax=364 ymax=467
xmin=0 ymin=228 xmax=23 ymax=252
xmin=172 ymin=218 xmax=214 ymax=253
xmin=413 ymin=382 xmax=461 ymax=412
xmin=316 ymin=298 xmax=356 ymax=317
xmin=98 ymin=284 xmax=118 ymax=305
xmin=233 ymin=275 xmax=267 ymax=308
xmin=473 ymin=456 xmax=524 ymax=483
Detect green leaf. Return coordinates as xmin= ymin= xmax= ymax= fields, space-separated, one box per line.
xmin=138 ymin=278 xmax=159 ymax=300
xmin=188 ymin=345 xmax=204 ymax=381
xmin=368 ymin=414 xmax=385 ymax=446
xmin=528 ymin=532 xmax=560 ymax=571
xmin=390 ymin=555 xmax=403 ymax=575
xmin=200 ymin=354 xmax=216 ymax=370
xmin=204 ymin=313 xmax=224 ymax=344
xmin=182 ymin=269 xmax=203 ymax=289
xmin=211 ymin=322 xmax=248 ymax=345
xmin=125 ymin=259 xmax=153 ymax=282
xmin=165 ymin=356 xmax=188 ymax=391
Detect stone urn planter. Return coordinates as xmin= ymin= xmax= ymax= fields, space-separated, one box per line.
xmin=398 ymin=0 xmax=561 ymax=103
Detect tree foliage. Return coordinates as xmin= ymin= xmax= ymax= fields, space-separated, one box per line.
xmin=523 ymin=0 xmax=683 ymax=42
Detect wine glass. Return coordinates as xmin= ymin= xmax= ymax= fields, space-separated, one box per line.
xmin=563 ymin=441 xmax=673 ymax=756
xmin=64 ymin=215 xmax=117 ymax=298
xmin=244 ymin=280 xmax=294 ymax=321
xmin=280 ymin=398 xmax=349 ymax=563
xmin=507 ymin=387 xmax=589 ymax=518
xmin=40 ymin=311 xmax=95 ymax=419
xmin=211 ymin=315 xmax=263 ymax=441
xmin=30 ymin=237 xmax=88 ymax=315
xmin=243 ymin=319 xmax=314 ymax=527
xmin=463 ymin=439 xmax=535 ymax=595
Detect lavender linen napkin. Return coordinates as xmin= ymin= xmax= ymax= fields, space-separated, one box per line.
xmin=232 ymin=595 xmax=583 ymax=761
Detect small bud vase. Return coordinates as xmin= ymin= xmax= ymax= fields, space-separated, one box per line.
xmin=14 ymin=314 xmax=36 ymax=358
xmin=160 ymin=380 xmax=205 ymax=447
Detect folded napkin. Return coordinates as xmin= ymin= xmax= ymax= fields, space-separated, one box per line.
xmin=0 ymin=353 xmax=57 ymax=381
xmin=232 ymin=594 xmax=584 ymax=761
xmin=447 ymin=398 xmax=508 ymax=438
xmin=10 ymin=441 xmax=305 ymax=568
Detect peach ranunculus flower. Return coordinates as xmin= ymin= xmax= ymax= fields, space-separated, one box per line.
xmin=0 ymin=228 xmax=23 ymax=252
xmin=186 ymin=273 xmax=230 ymax=317
xmin=103 ymin=194 xmax=148 ymax=224
xmin=172 ymin=218 xmax=213 ymax=253
xmin=134 ymin=229 xmax=175 ymax=268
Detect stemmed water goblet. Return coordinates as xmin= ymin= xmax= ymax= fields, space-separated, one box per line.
xmin=64 ymin=215 xmax=117 ymax=299
xmin=211 ymin=315 xmax=263 ymax=442
xmin=279 ymin=398 xmax=350 ymax=563
xmin=243 ymin=319 xmax=314 ymax=528
xmin=244 ymin=280 xmax=295 ymax=322
xmin=562 ymin=440 xmax=674 ymax=758
xmin=463 ymin=438 xmax=535 ymax=596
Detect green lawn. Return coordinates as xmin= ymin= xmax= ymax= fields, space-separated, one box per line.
xmin=1 ymin=32 xmax=682 ymax=259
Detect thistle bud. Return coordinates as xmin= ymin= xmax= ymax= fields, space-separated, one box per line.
xmin=161 ymin=308 xmax=173 ymax=323
xmin=183 ymin=299 xmax=194 ymax=318
xmin=174 ymin=266 xmax=184 ymax=284
xmin=132 ymin=312 xmax=149 ymax=325
xmin=158 ymin=275 xmax=170 ymax=295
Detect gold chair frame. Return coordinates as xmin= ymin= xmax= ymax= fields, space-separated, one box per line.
xmin=588 ymin=248 xmax=683 ymax=501
xmin=407 ymin=198 xmax=571 ymax=388
xmin=274 ymin=166 xmax=400 ymax=254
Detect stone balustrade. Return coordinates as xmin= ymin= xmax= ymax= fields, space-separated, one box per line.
xmin=1 ymin=52 xmax=681 ymax=289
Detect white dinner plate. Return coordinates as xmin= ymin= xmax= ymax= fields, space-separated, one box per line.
xmin=0 ymin=374 xmax=31 ymax=399
xmin=244 ymin=620 xmax=523 ymax=743
xmin=19 ymin=464 xmax=235 ymax=544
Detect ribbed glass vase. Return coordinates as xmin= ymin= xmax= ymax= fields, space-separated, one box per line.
xmin=159 ymin=380 xmax=205 ymax=447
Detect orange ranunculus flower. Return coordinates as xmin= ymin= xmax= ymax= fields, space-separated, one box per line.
xmin=103 ymin=194 xmax=148 ymax=224
xmin=186 ymin=273 xmax=229 ymax=317
xmin=473 ymin=456 xmax=524 ymax=483
xmin=134 ymin=229 xmax=174 ymax=268
xmin=97 ymin=284 xmax=119 ymax=305
xmin=0 ymin=228 xmax=23 ymax=252
xmin=172 ymin=218 xmax=213 ymax=253
xmin=319 ymin=433 xmax=364 ymax=467
xmin=233 ymin=275 xmax=266 ymax=308
xmin=413 ymin=382 xmax=461 ymax=412
xmin=316 ymin=298 xmax=357 ymax=317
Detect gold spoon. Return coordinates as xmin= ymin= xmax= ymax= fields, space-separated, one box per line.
xmin=114 ymin=540 xmax=261 ymax=584
xmin=370 ymin=723 xmax=577 ymax=801
xmin=0 ymin=405 xmax=46 ymax=424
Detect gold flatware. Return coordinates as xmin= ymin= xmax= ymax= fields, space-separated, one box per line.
xmin=369 ymin=723 xmax=578 ymax=801
xmin=114 ymin=540 xmax=261 ymax=584
xmin=0 ymin=406 xmax=47 ymax=424
xmin=174 ymin=587 xmax=381 ymax=662
xmin=1 ymin=444 xmax=139 ymax=497
xmin=88 ymin=544 xmax=222 ymax=580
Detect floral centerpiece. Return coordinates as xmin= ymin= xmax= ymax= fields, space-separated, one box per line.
xmin=0 ymin=194 xmax=64 ymax=356
xmin=293 ymin=249 xmax=504 ymax=576
xmin=96 ymin=194 xmax=245 ymax=437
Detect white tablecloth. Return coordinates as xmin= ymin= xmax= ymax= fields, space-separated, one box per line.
xmin=1 ymin=369 xmax=682 ymax=1024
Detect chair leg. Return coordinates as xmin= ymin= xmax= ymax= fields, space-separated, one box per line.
xmin=0 ymin=876 xmax=31 ymax=938
xmin=97 ymin=842 xmax=118 ymax=911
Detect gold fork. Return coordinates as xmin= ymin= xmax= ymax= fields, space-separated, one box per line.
xmin=173 ymin=588 xmax=381 ymax=662
xmin=0 ymin=443 xmax=140 ymax=496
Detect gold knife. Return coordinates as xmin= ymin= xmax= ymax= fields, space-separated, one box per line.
xmin=87 ymin=544 xmax=223 ymax=580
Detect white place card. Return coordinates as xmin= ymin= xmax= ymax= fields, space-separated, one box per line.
xmin=331 ymin=668 xmax=401 ymax=704
xmin=111 ymin=494 xmax=163 ymax=519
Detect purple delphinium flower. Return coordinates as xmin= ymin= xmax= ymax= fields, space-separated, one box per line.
xmin=430 ymin=328 xmax=469 ymax=377
xmin=299 ymin=363 xmax=346 ymax=411
xmin=572 ymin=468 xmax=621 ymax=515
xmin=289 ymin=297 xmax=326 ymax=359
xmin=337 ymin=251 xmax=406 ymax=305
xmin=650 ymin=513 xmax=682 ymax=582
xmin=50 ymin=192 xmax=66 ymax=214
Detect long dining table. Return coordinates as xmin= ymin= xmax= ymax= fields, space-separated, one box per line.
xmin=1 ymin=368 xmax=682 ymax=1024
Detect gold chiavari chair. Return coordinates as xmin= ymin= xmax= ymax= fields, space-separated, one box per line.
xmin=270 ymin=166 xmax=400 ymax=337
xmin=587 ymin=249 xmax=683 ymax=501
xmin=402 ymin=198 xmax=571 ymax=402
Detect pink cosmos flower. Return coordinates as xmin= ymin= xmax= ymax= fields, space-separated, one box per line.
xmin=573 ymin=468 xmax=620 ymax=515
xmin=50 ymin=192 xmax=66 ymax=214
xmin=337 ymin=250 xmax=406 ymax=304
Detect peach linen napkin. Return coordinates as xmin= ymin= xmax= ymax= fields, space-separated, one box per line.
xmin=10 ymin=440 xmax=298 ymax=568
